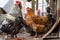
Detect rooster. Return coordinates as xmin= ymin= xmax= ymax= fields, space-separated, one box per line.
xmin=25 ymin=7 xmax=52 ymax=37
xmin=1 ymin=14 xmax=23 ymax=38
xmin=0 ymin=4 xmax=23 ymax=38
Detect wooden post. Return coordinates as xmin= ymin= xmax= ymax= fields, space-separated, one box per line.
xmin=46 ymin=0 xmax=49 ymax=4
xmin=50 ymin=0 xmax=56 ymax=12
xmin=36 ymin=0 xmax=38 ymax=10
xmin=57 ymin=0 xmax=60 ymax=8
xmin=57 ymin=0 xmax=60 ymax=20
xmin=42 ymin=0 xmax=44 ymax=16
xmin=32 ymin=0 xmax=35 ymax=13
xmin=57 ymin=0 xmax=60 ymax=37
xmin=46 ymin=0 xmax=57 ymax=13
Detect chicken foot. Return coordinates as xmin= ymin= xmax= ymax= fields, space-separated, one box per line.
xmin=34 ymin=33 xmax=38 ymax=38
xmin=15 ymin=35 xmax=17 ymax=38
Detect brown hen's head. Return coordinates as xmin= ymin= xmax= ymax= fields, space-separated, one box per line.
xmin=26 ymin=7 xmax=33 ymax=13
xmin=26 ymin=7 xmax=34 ymax=18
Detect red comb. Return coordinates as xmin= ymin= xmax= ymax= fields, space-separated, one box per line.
xmin=16 ymin=1 xmax=22 ymax=8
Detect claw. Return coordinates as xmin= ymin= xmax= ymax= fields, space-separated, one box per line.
xmin=34 ymin=33 xmax=38 ymax=38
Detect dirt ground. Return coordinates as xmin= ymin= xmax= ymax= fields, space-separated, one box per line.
xmin=0 ymin=31 xmax=59 ymax=40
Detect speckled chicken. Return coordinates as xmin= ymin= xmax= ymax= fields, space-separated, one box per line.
xmin=1 ymin=15 xmax=23 ymax=38
xmin=0 ymin=4 xmax=23 ymax=38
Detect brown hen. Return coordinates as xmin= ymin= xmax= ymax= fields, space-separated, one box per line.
xmin=25 ymin=7 xmax=50 ymax=37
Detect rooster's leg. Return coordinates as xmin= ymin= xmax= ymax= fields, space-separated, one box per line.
xmin=34 ymin=33 xmax=38 ymax=38
xmin=5 ymin=35 xmax=8 ymax=40
xmin=15 ymin=35 xmax=17 ymax=38
xmin=11 ymin=34 xmax=14 ymax=38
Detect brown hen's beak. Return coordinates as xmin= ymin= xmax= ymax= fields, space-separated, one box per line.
xmin=26 ymin=7 xmax=30 ymax=11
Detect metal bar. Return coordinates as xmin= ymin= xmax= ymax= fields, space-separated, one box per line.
xmin=32 ymin=0 xmax=35 ymax=13
xmin=42 ymin=0 xmax=44 ymax=16
xmin=36 ymin=0 xmax=38 ymax=10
